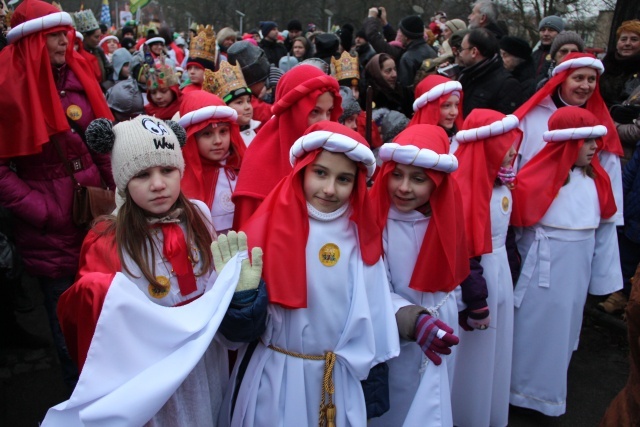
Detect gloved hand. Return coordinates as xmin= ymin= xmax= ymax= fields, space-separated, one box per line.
xmin=458 ymin=307 xmax=490 ymax=331
xmin=211 ymin=231 xmax=263 ymax=292
xmin=414 ymin=314 xmax=459 ymax=365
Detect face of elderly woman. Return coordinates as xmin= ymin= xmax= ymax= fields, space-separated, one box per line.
xmin=559 ymin=67 xmax=597 ymax=106
xmin=617 ymin=31 xmax=640 ymax=57
xmin=381 ymin=58 xmax=397 ymax=87
xmin=47 ymin=30 xmax=69 ymax=66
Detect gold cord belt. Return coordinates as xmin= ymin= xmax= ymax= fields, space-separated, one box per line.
xmin=268 ymin=344 xmax=337 ymax=427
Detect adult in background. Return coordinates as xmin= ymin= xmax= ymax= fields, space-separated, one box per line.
xmin=0 ymin=0 xmax=115 ymax=393
xmin=456 ymin=28 xmax=522 ymax=117
xmin=365 ymin=53 xmax=414 ymax=117
xmin=536 ymin=31 xmax=585 ymax=89
xmin=468 ymin=0 xmax=504 ymax=39
xmin=532 ymin=15 xmax=564 ymax=83
xmin=500 ymin=36 xmax=536 ymax=99
xmin=354 ymin=29 xmax=376 ymax=68
xmin=74 ymin=9 xmax=112 ymax=86
xmin=363 ymin=7 xmax=436 ymax=89
xmin=217 ymin=27 xmax=237 ymax=62
xmin=284 ymin=19 xmax=302 ymax=52
xmin=259 ymin=21 xmax=287 ymax=66
xmin=600 ymin=20 xmax=640 ymax=108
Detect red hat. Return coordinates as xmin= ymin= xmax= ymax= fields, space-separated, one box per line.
xmin=178 ymin=91 xmax=246 ymax=208
xmin=233 ymin=65 xmax=341 ymax=206
xmin=513 ymin=52 xmax=622 ymax=156
xmin=0 ymin=0 xmax=113 ymax=159
xmin=511 ymin=106 xmax=616 ymax=227
xmin=409 ymin=74 xmax=464 ymax=130
xmin=454 ymin=110 xmax=522 ymax=257
xmin=242 ymin=121 xmax=379 ymax=309
xmin=369 ymin=124 xmax=470 ymax=293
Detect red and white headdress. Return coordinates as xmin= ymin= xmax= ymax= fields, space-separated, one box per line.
xmin=369 ymin=124 xmax=470 ymax=293
xmin=454 ymin=110 xmax=522 ymax=257
xmin=511 ymin=106 xmax=616 ymax=227
xmin=242 ymin=121 xmax=379 ymax=309
xmin=409 ymin=75 xmax=464 ymax=129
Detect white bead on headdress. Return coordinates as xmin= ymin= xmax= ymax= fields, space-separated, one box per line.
xmin=412 ymin=81 xmax=462 ymax=112
xmin=178 ymin=106 xmax=238 ymax=128
xmin=379 ymin=143 xmax=458 ymax=173
xmin=290 ymin=131 xmax=376 ymax=178
xmin=552 ymin=57 xmax=604 ymax=76
xmin=543 ymin=125 xmax=607 ymax=142
xmin=455 ymin=114 xmax=519 ymax=143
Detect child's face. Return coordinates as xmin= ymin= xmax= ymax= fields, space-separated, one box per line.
xmin=342 ymin=113 xmax=358 ymax=131
xmin=149 ymin=42 xmax=164 ymax=56
xmin=187 ymin=65 xmax=204 ymax=85
xmin=127 ymin=166 xmax=181 ymax=216
xmin=502 ymin=144 xmax=517 ymax=167
xmin=106 ymin=39 xmax=118 ymax=53
xmin=228 ymin=95 xmax=253 ymax=127
xmin=196 ymin=123 xmax=232 ymax=162
xmin=307 ymin=92 xmax=335 ymax=126
xmin=388 ymin=163 xmax=435 ymax=212
xmin=575 ymin=138 xmax=597 ymax=167
xmin=149 ymin=88 xmax=175 ymax=108
xmin=438 ymin=94 xmax=459 ymax=130
xmin=303 ymin=150 xmax=357 ymax=213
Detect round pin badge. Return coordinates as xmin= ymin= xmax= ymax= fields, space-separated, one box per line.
xmin=319 ymin=243 xmax=340 ymax=267
xmin=66 ymin=104 xmax=82 ymax=121
xmin=501 ymin=196 xmax=510 ymax=212
xmin=148 ymin=275 xmax=170 ymax=298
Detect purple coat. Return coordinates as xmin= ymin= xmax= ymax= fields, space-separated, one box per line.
xmin=0 ymin=66 xmax=115 ymax=278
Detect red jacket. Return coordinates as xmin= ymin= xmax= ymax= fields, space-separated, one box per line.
xmin=0 ymin=66 xmax=115 ymax=278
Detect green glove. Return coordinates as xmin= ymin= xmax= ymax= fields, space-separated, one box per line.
xmin=211 ymin=231 xmax=263 ymax=292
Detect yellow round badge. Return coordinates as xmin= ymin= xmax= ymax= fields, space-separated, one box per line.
xmin=66 ymin=104 xmax=82 ymax=121
xmin=319 ymin=243 xmax=340 ymax=267
xmin=501 ymin=196 xmax=510 ymax=212
xmin=149 ymin=275 xmax=170 ymax=299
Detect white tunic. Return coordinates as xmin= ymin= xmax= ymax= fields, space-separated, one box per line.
xmin=369 ymin=206 xmax=461 ymax=427
xmin=222 ymin=203 xmax=400 ymax=427
xmin=42 ymin=201 xmax=243 ymax=426
xmin=210 ymin=165 xmax=237 ymax=235
xmin=451 ymin=186 xmax=514 ymax=427
xmin=240 ymin=119 xmax=261 ymax=147
xmin=510 ymin=169 xmax=620 ymax=416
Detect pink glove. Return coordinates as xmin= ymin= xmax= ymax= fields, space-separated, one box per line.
xmin=415 ymin=314 xmax=459 ymax=365
xmin=459 ymin=307 xmax=491 ymax=331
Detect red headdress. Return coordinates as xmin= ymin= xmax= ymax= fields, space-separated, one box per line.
xmin=454 ymin=110 xmax=522 ymax=257
xmin=241 ymin=121 xmax=379 ymax=309
xmin=233 ymin=65 xmax=342 ymax=207
xmin=511 ymin=106 xmax=617 ymax=227
xmin=0 ymin=0 xmax=113 ymax=159
xmin=178 ymin=91 xmax=246 ymax=207
xmin=369 ymin=124 xmax=470 ymax=293
xmin=513 ymin=52 xmax=622 ymax=156
xmin=409 ymin=74 xmax=464 ymax=130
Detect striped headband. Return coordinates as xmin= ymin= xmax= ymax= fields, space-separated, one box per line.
xmin=379 ymin=143 xmax=458 ymax=173
xmin=543 ymin=125 xmax=607 ymax=142
xmin=455 ymin=115 xmax=519 ymax=143
xmin=178 ymin=105 xmax=238 ymax=128
xmin=412 ymin=81 xmax=462 ymax=112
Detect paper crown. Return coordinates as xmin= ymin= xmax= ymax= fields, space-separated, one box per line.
xmin=331 ymin=51 xmax=360 ymax=84
xmin=73 ymin=9 xmax=100 ymax=33
xmin=189 ymin=24 xmax=217 ymax=64
xmin=141 ymin=56 xmax=180 ymax=90
xmin=202 ymin=61 xmax=250 ymax=102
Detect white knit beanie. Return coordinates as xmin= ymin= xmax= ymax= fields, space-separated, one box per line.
xmin=85 ymin=115 xmax=187 ymax=193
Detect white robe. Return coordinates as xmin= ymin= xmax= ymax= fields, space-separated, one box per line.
xmin=451 ymin=186 xmax=514 ymax=427
xmin=239 ymin=119 xmax=261 ymax=147
xmin=210 ymin=165 xmax=237 ymax=235
xmin=369 ymin=206 xmax=461 ymax=427
xmin=221 ymin=205 xmax=400 ymax=427
xmin=510 ymin=169 xmax=620 ymax=416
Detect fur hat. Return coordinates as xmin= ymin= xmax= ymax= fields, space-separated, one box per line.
xmin=217 ymin=27 xmax=237 ymax=44
xmin=85 ymin=115 xmax=187 ymax=192
xmin=445 ymin=19 xmax=467 ymax=34
xmin=339 ymin=86 xmax=361 ymax=123
xmin=499 ymin=36 xmax=532 ymax=60
xmin=399 ymin=15 xmax=425 ymax=39
xmin=550 ymin=31 xmax=585 ymax=61
xmin=538 ymin=15 xmax=564 ymax=32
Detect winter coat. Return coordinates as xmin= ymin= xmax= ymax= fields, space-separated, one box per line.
xmin=623 ymin=141 xmax=640 ymax=244
xmin=362 ymin=17 xmax=403 ymax=62
xmin=510 ymin=59 xmax=537 ymax=101
xmin=532 ymin=44 xmax=552 ymax=83
xmin=0 ymin=66 xmax=114 ymax=278
xmin=600 ymin=51 xmax=640 ymax=108
xmin=259 ymin=38 xmax=288 ymax=67
xmin=397 ymin=38 xmax=437 ymax=89
xmin=458 ymin=55 xmax=523 ymax=117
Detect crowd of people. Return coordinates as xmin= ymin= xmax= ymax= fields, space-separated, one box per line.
xmin=1 ymin=0 xmax=640 ymax=425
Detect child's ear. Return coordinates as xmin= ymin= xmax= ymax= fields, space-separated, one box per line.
xmin=165 ymin=120 xmax=187 ymax=147
xmin=85 ymin=118 xmax=115 ymax=154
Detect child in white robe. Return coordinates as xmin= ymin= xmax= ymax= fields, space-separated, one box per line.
xmin=510 ymin=107 xmax=619 ymax=416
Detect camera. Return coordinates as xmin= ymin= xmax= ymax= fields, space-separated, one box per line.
xmin=377 ymin=8 xmax=382 ymax=18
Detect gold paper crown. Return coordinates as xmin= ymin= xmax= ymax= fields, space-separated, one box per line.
xmin=202 ymin=61 xmax=249 ymax=101
xmin=141 ymin=56 xmax=180 ymax=90
xmin=189 ymin=24 xmax=217 ymax=64
xmin=331 ymin=51 xmax=360 ymax=83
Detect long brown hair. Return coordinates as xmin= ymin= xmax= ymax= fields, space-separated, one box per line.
xmin=101 ymin=192 xmax=214 ymax=289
